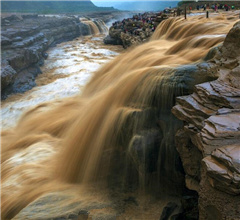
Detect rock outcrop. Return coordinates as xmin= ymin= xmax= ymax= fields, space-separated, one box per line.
xmin=172 ymin=21 xmax=240 ymax=219
xmin=1 ymin=15 xmax=89 ymax=99
xmin=104 ymin=12 xmax=168 ymax=48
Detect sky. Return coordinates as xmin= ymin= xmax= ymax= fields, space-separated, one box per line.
xmin=92 ymin=0 xmax=180 ymax=10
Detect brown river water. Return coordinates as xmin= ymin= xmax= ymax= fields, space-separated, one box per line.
xmin=1 ymin=12 xmax=239 ymax=219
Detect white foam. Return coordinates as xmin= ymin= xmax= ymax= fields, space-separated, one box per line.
xmin=1 ymin=36 xmax=120 ymax=129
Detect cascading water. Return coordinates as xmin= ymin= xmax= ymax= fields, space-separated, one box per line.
xmin=80 ymin=18 xmax=108 ymax=35
xmin=94 ymin=19 xmax=108 ymax=34
xmin=1 ymin=13 xmax=239 ymax=219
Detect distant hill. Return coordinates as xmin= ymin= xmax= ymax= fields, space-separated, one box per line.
xmin=1 ymin=1 xmax=117 ymax=14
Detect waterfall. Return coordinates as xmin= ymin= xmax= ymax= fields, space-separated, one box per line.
xmin=1 ymin=14 xmax=238 ymax=219
xmin=80 ymin=18 xmax=108 ymax=35
xmin=94 ymin=19 xmax=108 ymax=34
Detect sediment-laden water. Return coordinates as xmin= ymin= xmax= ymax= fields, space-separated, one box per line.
xmin=1 ymin=34 xmax=122 ymax=129
xmin=1 ymin=12 xmax=239 ymax=219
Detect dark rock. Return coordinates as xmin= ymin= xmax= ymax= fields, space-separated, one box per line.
xmin=42 ymin=52 xmax=48 ymax=59
xmin=78 ymin=210 xmax=89 ymax=220
xmin=175 ymin=129 xmax=201 ymax=190
xmin=11 ymin=66 xmax=42 ymax=93
xmin=78 ymin=210 xmax=89 ymax=215
xmin=1 ymin=35 xmax=11 ymax=46
xmin=104 ymin=35 xmax=122 ymax=45
xmin=38 ymin=58 xmax=45 ymax=66
xmin=78 ymin=23 xmax=90 ymax=36
xmin=67 ymin=213 xmax=78 ymax=219
xmin=180 ymin=194 xmax=199 ymax=220
xmin=204 ymin=44 xmax=221 ymax=61
xmin=227 ymin=65 xmax=240 ymax=89
xmin=3 ymin=14 xmax=23 ymax=22
xmin=159 ymin=202 xmax=178 ymax=220
xmin=2 ymin=19 xmax=11 ymax=26
xmin=12 ymin=192 xmax=82 ymax=220
xmin=8 ymin=50 xmax=39 ymax=72
xmin=128 ymin=129 xmax=161 ymax=174
xmin=2 ymin=65 xmax=41 ymax=99
xmin=1 ymin=15 xmax=85 ymax=98
xmin=222 ymin=21 xmax=240 ymax=58
xmin=1 ymin=63 xmax=17 ymax=90
xmin=123 ymin=196 xmax=138 ymax=206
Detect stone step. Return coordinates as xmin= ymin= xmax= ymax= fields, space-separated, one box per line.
xmin=11 ymin=33 xmax=45 ymax=48
xmin=195 ymin=82 xmax=232 ymax=109
xmin=176 ymin=95 xmax=215 ymax=118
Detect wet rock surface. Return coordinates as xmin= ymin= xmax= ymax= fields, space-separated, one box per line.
xmin=203 ymin=145 xmax=240 ymax=195
xmin=172 ymin=21 xmax=240 ymax=219
xmin=12 ymin=190 xmax=112 ymax=220
xmin=1 ymin=14 xmax=89 ymax=99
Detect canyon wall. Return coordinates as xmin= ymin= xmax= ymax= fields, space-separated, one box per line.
xmin=172 ymin=21 xmax=240 ymax=220
xmin=1 ymin=15 xmax=90 ymax=99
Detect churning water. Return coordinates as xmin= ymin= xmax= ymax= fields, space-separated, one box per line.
xmin=1 ymin=12 xmax=239 ymax=219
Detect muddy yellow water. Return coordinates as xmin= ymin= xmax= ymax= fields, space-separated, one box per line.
xmin=1 ymin=12 xmax=239 ymax=219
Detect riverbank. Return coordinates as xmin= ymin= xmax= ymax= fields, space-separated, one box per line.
xmin=1 ymin=15 xmax=87 ymax=99
xmin=1 ymin=33 xmax=123 ymax=129
xmin=1 ymin=12 xmax=131 ymax=99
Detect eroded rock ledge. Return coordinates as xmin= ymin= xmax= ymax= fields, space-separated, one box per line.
xmin=1 ymin=14 xmax=89 ymax=99
xmin=172 ymin=21 xmax=240 ymax=219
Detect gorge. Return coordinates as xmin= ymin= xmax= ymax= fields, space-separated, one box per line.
xmin=1 ymin=9 xmax=240 ymax=220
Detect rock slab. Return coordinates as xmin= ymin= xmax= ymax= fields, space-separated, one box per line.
xmin=172 ymin=21 xmax=240 ymax=220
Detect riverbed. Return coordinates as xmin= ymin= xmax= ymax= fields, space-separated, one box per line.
xmin=1 ymin=34 xmax=123 ymax=129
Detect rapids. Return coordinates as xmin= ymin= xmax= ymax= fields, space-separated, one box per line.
xmin=1 ymin=35 xmax=122 ymax=129
xmin=1 ymin=12 xmax=239 ymax=219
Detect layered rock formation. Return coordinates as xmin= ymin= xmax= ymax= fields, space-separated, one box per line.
xmin=1 ymin=15 xmax=89 ymax=99
xmin=172 ymin=21 xmax=240 ymax=219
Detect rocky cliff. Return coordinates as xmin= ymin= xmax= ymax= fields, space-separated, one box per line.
xmin=1 ymin=15 xmax=89 ymax=99
xmin=172 ymin=21 xmax=240 ymax=219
